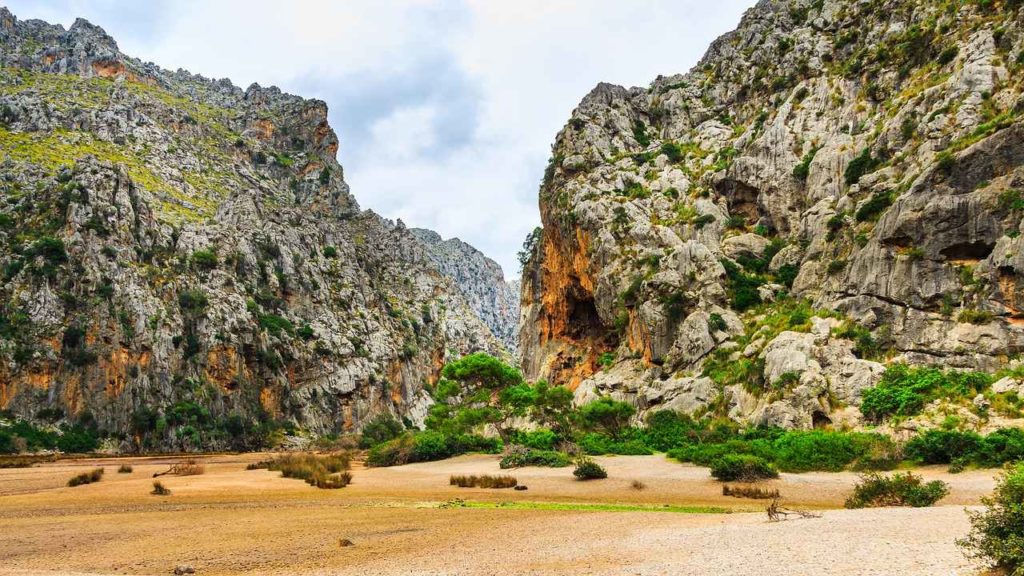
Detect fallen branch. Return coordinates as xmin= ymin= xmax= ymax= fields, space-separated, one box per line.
xmin=766 ymin=497 xmax=822 ymax=522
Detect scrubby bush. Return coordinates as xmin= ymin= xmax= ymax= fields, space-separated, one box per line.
xmin=117 ymin=464 xmax=133 ymax=474
xmin=577 ymin=432 xmax=652 ymax=456
xmin=905 ymin=430 xmax=983 ymax=465
xmin=844 ymin=472 xmax=949 ymax=508
xmin=500 ymin=446 xmax=572 ymax=469
xmin=67 ymin=468 xmax=104 ymax=487
xmin=192 ymin=249 xmax=218 ymax=271
xmin=772 ymin=431 xmax=898 ymax=472
xmin=710 ymin=454 xmax=778 ymax=481
xmin=359 ymin=414 xmax=405 ymax=448
xmin=151 ymin=481 xmax=171 ymax=496
xmin=508 ymin=429 xmax=559 ymax=451
xmin=860 ymin=364 xmax=993 ymax=421
xmin=366 ymin=432 xmax=501 ymax=467
xmin=723 ymin=484 xmax=780 ymax=499
xmin=573 ymin=457 xmax=608 ymax=480
xmin=450 ymin=474 xmax=518 ymax=488
xmin=958 ymin=462 xmax=1024 ymax=575
xmin=258 ymin=453 xmax=352 ymax=489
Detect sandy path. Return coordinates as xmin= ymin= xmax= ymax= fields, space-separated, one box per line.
xmin=0 ymin=453 xmax=997 ymax=575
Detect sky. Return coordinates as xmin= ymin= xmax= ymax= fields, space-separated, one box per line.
xmin=4 ymin=0 xmax=753 ymax=277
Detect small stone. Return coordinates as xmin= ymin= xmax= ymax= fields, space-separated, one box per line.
xmin=173 ymin=566 xmax=194 ymax=575
xmin=338 ymin=538 xmax=354 ymax=547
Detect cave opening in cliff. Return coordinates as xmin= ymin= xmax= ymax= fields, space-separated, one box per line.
xmin=812 ymin=410 xmax=832 ymax=429
xmin=716 ymin=179 xmax=763 ymax=225
xmin=940 ymin=240 xmax=995 ymax=262
xmin=565 ymin=290 xmax=604 ymax=343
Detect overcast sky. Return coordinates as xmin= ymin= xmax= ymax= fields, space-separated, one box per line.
xmin=5 ymin=0 xmax=753 ymax=276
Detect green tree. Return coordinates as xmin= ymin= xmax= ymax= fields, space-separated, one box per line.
xmin=576 ymin=397 xmax=636 ymax=439
xmin=426 ymin=353 xmax=525 ymax=442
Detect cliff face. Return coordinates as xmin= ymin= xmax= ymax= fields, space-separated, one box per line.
xmin=0 ymin=9 xmax=506 ymax=450
xmin=409 ymin=228 xmax=520 ymax=356
xmin=520 ymin=0 xmax=1024 ymax=428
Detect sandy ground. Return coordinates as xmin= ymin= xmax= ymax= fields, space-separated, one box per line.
xmin=0 ymin=453 xmax=1000 ymax=576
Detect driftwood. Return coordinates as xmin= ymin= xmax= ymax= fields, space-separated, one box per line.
xmin=152 ymin=459 xmax=204 ymax=477
xmin=766 ymin=497 xmax=822 ymax=522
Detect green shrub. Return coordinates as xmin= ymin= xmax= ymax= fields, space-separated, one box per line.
xmin=959 ymin=309 xmax=994 ymax=325
xmin=258 ymin=314 xmax=295 ymax=336
xmin=67 ymin=467 xmax=104 ymax=487
xmin=708 ymin=313 xmax=728 ymax=332
xmin=773 ymin=431 xmax=897 ymax=473
xmin=844 ymin=148 xmax=881 ymax=185
xmin=660 ymin=142 xmax=684 ymax=163
xmin=906 ymin=430 xmax=983 ymax=465
xmin=365 ymin=432 xmax=500 ymax=467
xmin=860 ymin=364 xmax=993 ymax=421
xmin=192 ymin=249 xmax=218 ymax=271
xmin=578 ymin=432 xmax=652 ymax=455
xmin=573 ymin=457 xmax=608 ymax=480
xmin=710 ymin=454 xmax=778 ymax=482
xmin=632 ymin=120 xmax=650 ymax=147
xmin=499 ymin=447 xmax=571 ymax=469
xmin=792 ymin=146 xmax=819 ymax=181
xmin=508 ymin=429 xmax=559 ymax=451
xmin=845 ymin=472 xmax=949 ymax=508
xmin=721 ymin=258 xmax=764 ymax=311
xmin=178 ymin=289 xmax=209 ymax=314
xmin=958 ymin=462 xmax=1024 ymax=574
xmin=359 ymin=414 xmax=405 ymax=448
xmin=855 ymin=190 xmax=894 ymax=222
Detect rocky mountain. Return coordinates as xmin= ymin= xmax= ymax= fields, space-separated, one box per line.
xmin=410 ymin=228 xmax=520 ymax=355
xmin=520 ymin=0 xmax=1024 ymax=428
xmin=0 ymin=8 xmax=509 ymax=450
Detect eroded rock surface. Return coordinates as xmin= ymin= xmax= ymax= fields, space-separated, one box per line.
xmin=520 ymin=0 xmax=1024 ymax=426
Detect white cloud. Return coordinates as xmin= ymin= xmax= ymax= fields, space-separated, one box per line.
xmin=5 ymin=0 xmax=754 ymax=276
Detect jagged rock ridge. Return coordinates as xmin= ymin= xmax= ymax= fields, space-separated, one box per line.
xmin=0 ymin=8 xmax=509 ymax=450
xmin=520 ymin=0 xmax=1024 ymax=428
xmin=410 ymin=228 xmax=520 ymax=355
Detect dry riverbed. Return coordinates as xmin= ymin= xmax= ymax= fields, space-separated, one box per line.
xmin=0 ymin=453 xmax=1000 ymax=575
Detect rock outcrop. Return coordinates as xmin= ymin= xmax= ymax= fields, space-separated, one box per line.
xmin=520 ymin=0 xmax=1024 ymax=427
xmin=410 ymin=228 xmax=520 ymax=355
xmin=0 ymin=8 xmax=507 ymax=450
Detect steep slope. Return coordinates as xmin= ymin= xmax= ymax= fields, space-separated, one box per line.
xmin=520 ymin=0 xmax=1024 ymax=428
xmin=410 ymin=228 xmax=520 ymax=355
xmin=0 ymin=9 xmax=504 ymax=451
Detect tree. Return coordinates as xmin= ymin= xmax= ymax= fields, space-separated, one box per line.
xmin=958 ymin=462 xmax=1024 ymax=574
xmin=529 ymin=380 xmax=574 ymax=434
xmin=427 ymin=353 xmax=525 ymax=442
xmin=576 ymin=397 xmax=636 ymax=439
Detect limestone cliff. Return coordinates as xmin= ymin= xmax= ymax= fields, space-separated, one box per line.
xmin=0 ymin=9 xmax=505 ymax=450
xmin=410 ymin=228 xmax=520 ymax=356
xmin=520 ymin=0 xmax=1024 ymax=428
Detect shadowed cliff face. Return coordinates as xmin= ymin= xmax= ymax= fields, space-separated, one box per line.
xmin=520 ymin=0 xmax=1024 ymax=428
xmin=0 ymin=8 xmax=508 ymax=451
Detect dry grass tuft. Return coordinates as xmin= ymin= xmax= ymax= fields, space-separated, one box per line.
xmin=117 ymin=464 xmax=133 ymax=474
xmin=450 ymin=474 xmax=518 ymax=489
xmin=254 ymin=453 xmax=353 ymax=489
xmin=151 ymin=480 xmax=171 ymax=496
xmin=631 ymin=480 xmax=646 ymax=490
xmin=723 ymin=484 xmax=780 ymax=499
xmin=67 ymin=468 xmax=104 ymax=487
